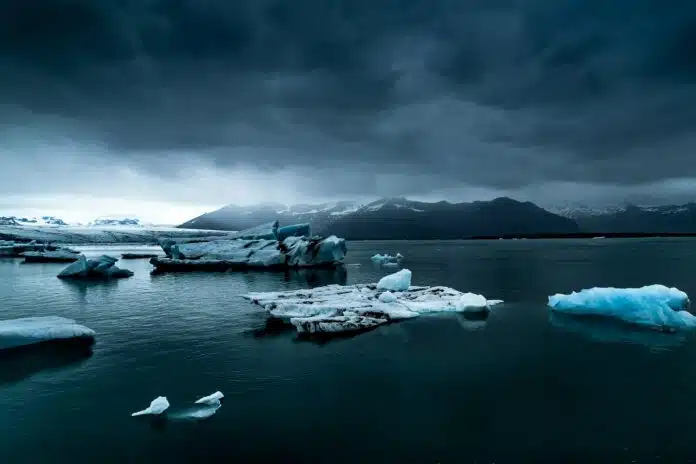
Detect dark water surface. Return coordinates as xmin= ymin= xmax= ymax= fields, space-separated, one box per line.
xmin=2 ymin=239 xmax=696 ymax=463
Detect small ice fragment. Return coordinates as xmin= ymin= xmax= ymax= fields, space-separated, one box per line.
xmin=377 ymin=269 xmax=412 ymax=292
xmin=194 ymin=391 xmax=224 ymax=405
xmin=131 ymin=396 xmax=170 ymax=417
xmin=378 ymin=291 xmax=397 ymax=303
xmin=456 ymin=293 xmax=489 ymax=312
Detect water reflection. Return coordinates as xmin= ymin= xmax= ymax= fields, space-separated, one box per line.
xmin=549 ymin=312 xmax=688 ymax=351
xmin=455 ymin=311 xmax=489 ymax=331
xmin=248 ymin=318 xmax=295 ymax=339
xmin=59 ymin=278 xmax=121 ymax=301
xmin=283 ymin=266 xmax=347 ymax=287
xmin=0 ymin=341 xmax=93 ymax=387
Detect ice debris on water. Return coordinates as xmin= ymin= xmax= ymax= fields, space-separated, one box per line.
xmin=242 ymin=268 xmax=502 ymax=336
xmin=131 ymin=396 xmax=170 ymax=417
xmin=195 ymin=391 xmax=224 ymax=405
xmin=377 ymin=269 xmax=412 ymax=292
xmin=371 ymin=253 xmax=403 ymax=266
xmin=548 ymin=284 xmax=696 ymax=330
xmin=132 ymin=392 xmax=224 ymax=421
xmin=57 ymin=255 xmax=133 ymax=279
xmin=0 ymin=316 xmax=95 ymax=350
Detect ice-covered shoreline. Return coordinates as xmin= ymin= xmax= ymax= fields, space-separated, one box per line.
xmin=0 ymin=224 xmax=236 ymax=245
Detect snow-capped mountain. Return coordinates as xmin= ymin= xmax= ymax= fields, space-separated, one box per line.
xmin=545 ymin=204 xmax=627 ymax=219
xmin=180 ymin=197 xmax=580 ymax=239
xmin=543 ymin=201 xmax=696 ymax=233
xmin=180 ymin=201 xmax=363 ymax=232
xmin=89 ymin=217 xmax=142 ymax=227
xmin=0 ymin=216 xmax=70 ymax=226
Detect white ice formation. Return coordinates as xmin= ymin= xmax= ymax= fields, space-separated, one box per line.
xmin=548 ymin=284 xmax=695 ymax=330
xmin=0 ymin=223 xmax=234 ymax=244
xmin=0 ymin=316 xmax=95 ymax=350
xmin=195 ymin=391 xmax=224 ymax=405
xmin=371 ymin=253 xmax=404 ymax=266
xmin=57 ymin=255 xmax=134 ymax=279
xmin=131 ymin=396 xmax=170 ymax=417
xmin=377 ymin=269 xmax=412 ymax=292
xmin=242 ymin=269 xmax=502 ymax=335
xmin=22 ymin=249 xmax=82 ymax=263
xmin=151 ymin=222 xmax=346 ymax=272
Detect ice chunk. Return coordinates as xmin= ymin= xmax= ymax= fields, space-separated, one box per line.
xmin=22 ymin=249 xmax=82 ymax=263
xmin=57 ymin=255 xmax=134 ymax=279
xmin=276 ymin=223 xmax=311 ymax=241
xmin=547 ymin=285 xmax=695 ymax=330
xmin=377 ymin=269 xmax=412 ymax=292
xmin=242 ymin=278 xmax=501 ymax=336
xmin=371 ymin=253 xmax=403 ymax=266
xmin=456 ymin=293 xmax=490 ymax=313
xmin=131 ymin=396 xmax=170 ymax=417
xmin=0 ymin=316 xmax=95 ymax=350
xmin=378 ymin=291 xmax=397 ymax=303
xmin=152 ymin=234 xmax=346 ymax=272
xmin=195 ymin=391 xmax=224 ymax=405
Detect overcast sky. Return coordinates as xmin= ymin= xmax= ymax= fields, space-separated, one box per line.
xmin=1 ymin=0 xmax=696 ymax=223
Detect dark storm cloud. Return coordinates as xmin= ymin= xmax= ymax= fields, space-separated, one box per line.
xmin=2 ymin=0 xmax=696 ymax=198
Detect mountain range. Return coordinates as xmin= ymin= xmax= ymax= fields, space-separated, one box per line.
xmin=179 ymin=197 xmax=696 ymax=239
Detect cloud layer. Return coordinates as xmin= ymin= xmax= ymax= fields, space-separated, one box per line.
xmin=2 ymin=0 xmax=696 ymax=218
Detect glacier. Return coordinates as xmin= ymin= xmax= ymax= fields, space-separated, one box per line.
xmin=547 ymin=285 xmax=695 ymax=330
xmin=57 ymin=255 xmax=134 ymax=279
xmin=0 ymin=316 xmax=95 ymax=350
xmin=0 ymin=223 xmax=235 ymax=244
xmin=242 ymin=269 xmax=502 ymax=336
xmin=151 ymin=221 xmax=346 ymax=272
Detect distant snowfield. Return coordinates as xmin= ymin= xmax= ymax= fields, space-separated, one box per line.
xmin=0 ymin=224 xmax=237 ymax=244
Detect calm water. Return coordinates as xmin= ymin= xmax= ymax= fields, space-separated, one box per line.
xmin=2 ymin=239 xmax=696 ymax=462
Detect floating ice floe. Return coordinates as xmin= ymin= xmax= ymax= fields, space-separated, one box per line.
xmin=57 ymin=255 xmax=134 ymax=279
xmin=242 ymin=269 xmax=502 ymax=336
xmin=195 ymin=391 xmax=224 ymax=405
xmin=0 ymin=240 xmax=64 ymax=258
xmin=151 ymin=221 xmax=346 ymax=272
xmin=131 ymin=396 xmax=170 ymax=417
xmin=132 ymin=392 xmax=224 ymax=421
xmin=0 ymin=316 xmax=95 ymax=350
xmin=371 ymin=253 xmax=404 ymax=267
xmin=547 ymin=284 xmax=695 ymax=330
xmin=22 ymin=249 xmax=82 ymax=263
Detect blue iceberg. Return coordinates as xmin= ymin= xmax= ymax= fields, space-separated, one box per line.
xmin=547 ymin=284 xmax=696 ymax=330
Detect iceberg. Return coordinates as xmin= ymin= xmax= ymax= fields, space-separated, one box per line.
xmin=377 ymin=269 xmax=411 ymax=292
xmin=131 ymin=396 xmax=170 ymax=417
xmin=242 ymin=269 xmax=502 ymax=336
xmin=151 ymin=230 xmax=346 ymax=272
xmin=195 ymin=391 xmax=224 ymax=405
xmin=0 ymin=316 xmax=95 ymax=351
xmin=547 ymin=285 xmax=695 ymax=330
xmin=22 ymin=249 xmax=82 ymax=263
xmin=371 ymin=253 xmax=404 ymax=266
xmin=57 ymin=255 xmax=134 ymax=279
